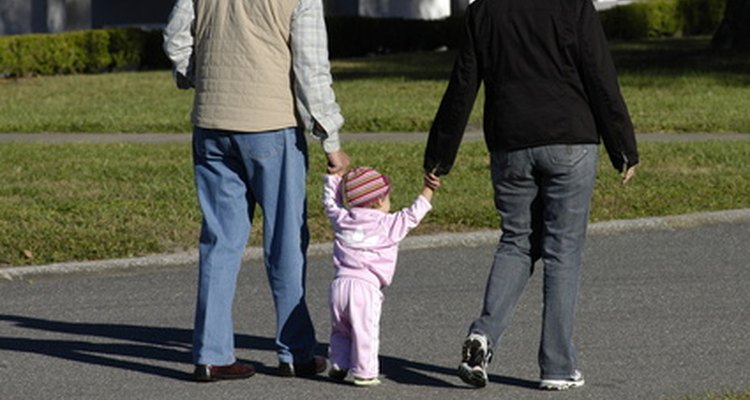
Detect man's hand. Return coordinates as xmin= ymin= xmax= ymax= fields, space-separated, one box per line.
xmin=326 ymin=150 xmax=350 ymax=175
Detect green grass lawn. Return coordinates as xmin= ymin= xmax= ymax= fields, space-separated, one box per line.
xmin=2 ymin=140 xmax=750 ymax=267
xmin=613 ymin=38 xmax=750 ymax=133
xmin=0 ymin=37 xmax=748 ymax=133
xmin=2 ymin=36 xmax=750 ymax=267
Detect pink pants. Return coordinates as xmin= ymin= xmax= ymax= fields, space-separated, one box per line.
xmin=329 ymin=277 xmax=383 ymax=379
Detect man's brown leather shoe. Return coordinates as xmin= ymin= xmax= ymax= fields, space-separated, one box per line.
xmin=193 ymin=362 xmax=256 ymax=382
xmin=277 ymin=355 xmax=327 ymax=377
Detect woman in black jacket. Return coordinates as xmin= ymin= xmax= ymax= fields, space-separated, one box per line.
xmin=424 ymin=0 xmax=638 ymax=390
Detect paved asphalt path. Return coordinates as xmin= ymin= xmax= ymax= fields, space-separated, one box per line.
xmin=1 ymin=219 xmax=749 ymax=400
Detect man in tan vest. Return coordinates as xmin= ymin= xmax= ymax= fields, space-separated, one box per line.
xmin=164 ymin=0 xmax=349 ymax=381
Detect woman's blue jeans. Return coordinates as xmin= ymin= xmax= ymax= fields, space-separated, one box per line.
xmin=191 ymin=126 xmax=316 ymax=366
xmin=470 ymin=144 xmax=598 ymax=380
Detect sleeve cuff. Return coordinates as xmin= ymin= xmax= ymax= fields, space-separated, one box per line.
xmin=322 ymin=133 xmax=341 ymax=153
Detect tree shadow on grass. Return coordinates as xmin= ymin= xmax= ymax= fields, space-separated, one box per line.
xmin=610 ymin=37 xmax=750 ymax=85
xmin=330 ymin=51 xmax=455 ymax=82
xmin=0 ymin=314 xmax=537 ymax=389
xmin=330 ymin=37 xmax=750 ymax=86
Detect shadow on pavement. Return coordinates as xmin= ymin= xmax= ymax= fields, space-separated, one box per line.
xmin=0 ymin=314 xmax=537 ymax=389
xmin=379 ymin=355 xmax=538 ymax=389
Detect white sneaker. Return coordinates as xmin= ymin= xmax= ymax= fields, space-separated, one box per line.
xmin=539 ymin=370 xmax=585 ymax=390
xmin=457 ymin=333 xmax=491 ymax=388
xmin=353 ymin=377 xmax=381 ymax=386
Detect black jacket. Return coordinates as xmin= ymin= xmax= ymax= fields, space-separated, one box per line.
xmin=424 ymin=0 xmax=639 ymax=175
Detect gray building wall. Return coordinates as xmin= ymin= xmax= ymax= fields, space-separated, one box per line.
xmin=0 ymin=0 xmax=174 ymax=35
xmin=1 ymin=0 xmax=622 ymax=36
xmin=0 ymin=0 xmax=32 ymax=35
xmin=1 ymin=0 xmax=91 ymax=35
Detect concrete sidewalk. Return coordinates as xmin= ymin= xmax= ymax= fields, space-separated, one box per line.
xmin=4 ymin=208 xmax=750 ymax=281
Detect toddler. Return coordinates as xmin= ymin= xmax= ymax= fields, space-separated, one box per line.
xmin=322 ymin=166 xmax=440 ymax=386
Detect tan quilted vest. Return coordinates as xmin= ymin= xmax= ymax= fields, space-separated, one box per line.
xmin=192 ymin=0 xmax=299 ymax=132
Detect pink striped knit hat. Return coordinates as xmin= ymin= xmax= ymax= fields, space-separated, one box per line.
xmin=341 ymin=166 xmax=391 ymax=209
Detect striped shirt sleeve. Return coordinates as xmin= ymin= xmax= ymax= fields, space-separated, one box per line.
xmin=291 ymin=0 xmax=344 ymax=153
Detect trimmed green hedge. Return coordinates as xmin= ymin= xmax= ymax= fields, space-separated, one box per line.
xmin=600 ymin=0 xmax=681 ymax=39
xmin=600 ymin=0 xmax=725 ymax=39
xmin=0 ymin=19 xmax=462 ymax=77
xmin=0 ymin=28 xmax=168 ymax=78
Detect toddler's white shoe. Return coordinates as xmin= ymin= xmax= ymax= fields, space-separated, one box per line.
xmin=353 ymin=377 xmax=381 ymax=386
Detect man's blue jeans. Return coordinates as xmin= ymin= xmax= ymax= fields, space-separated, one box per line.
xmin=191 ymin=126 xmax=316 ymax=366
xmin=470 ymin=144 xmax=598 ymax=380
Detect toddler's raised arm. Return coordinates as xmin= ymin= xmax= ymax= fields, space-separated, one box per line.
xmin=322 ymin=175 xmax=346 ymax=223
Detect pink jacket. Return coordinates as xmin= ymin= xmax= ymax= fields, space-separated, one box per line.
xmin=322 ymin=175 xmax=432 ymax=288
